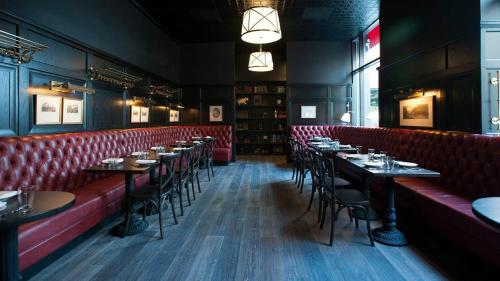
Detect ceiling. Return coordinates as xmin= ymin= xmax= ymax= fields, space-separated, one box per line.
xmin=133 ymin=0 xmax=379 ymax=52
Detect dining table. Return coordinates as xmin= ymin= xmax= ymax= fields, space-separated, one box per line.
xmin=84 ymin=147 xmax=180 ymax=237
xmin=472 ymin=197 xmax=500 ymax=230
xmin=335 ymin=154 xmax=440 ymax=246
xmin=0 ymin=191 xmax=75 ymax=281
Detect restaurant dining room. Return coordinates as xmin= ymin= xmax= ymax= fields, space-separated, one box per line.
xmin=0 ymin=0 xmax=499 ymax=280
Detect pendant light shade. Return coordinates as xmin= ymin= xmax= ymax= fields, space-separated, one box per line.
xmin=248 ymin=51 xmax=274 ymax=72
xmin=241 ymin=7 xmax=281 ymax=44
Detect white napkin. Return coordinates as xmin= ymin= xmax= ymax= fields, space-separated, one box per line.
xmin=102 ymin=158 xmax=124 ymax=164
xmin=363 ymin=161 xmax=385 ymax=167
xmin=157 ymin=152 xmax=176 ymax=156
xmin=151 ymin=146 xmax=165 ymax=150
xmin=131 ymin=151 xmax=141 ymax=156
xmin=0 ymin=191 xmax=18 ymax=200
xmin=173 ymin=147 xmax=185 ymax=151
xmin=136 ymin=159 xmax=156 ymax=164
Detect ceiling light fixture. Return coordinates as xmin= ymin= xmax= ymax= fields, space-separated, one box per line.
xmin=241 ymin=6 xmax=281 ymax=44
xmin=248 ymin=45 xmax=274 ymax=72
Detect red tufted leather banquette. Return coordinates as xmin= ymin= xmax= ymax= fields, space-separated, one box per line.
xmin=0 ymin=125 xmax=231 ymax=271
xmin=291 ymin=125 xmax=500 ymax=268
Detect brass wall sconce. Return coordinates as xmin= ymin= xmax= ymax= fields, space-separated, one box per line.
xmin=489 ymin=70 xmax=500 ymax=131
xmin=50 ymin=81 xmax=96 ymax=94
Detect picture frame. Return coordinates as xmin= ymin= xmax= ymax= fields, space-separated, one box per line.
xmin=301 ymin=106 xmax=317 ymax=119
xmin=169 ymin=109 xmax=179 ymax=122
xmin=209 ymin=105 xmax=223 ymax=122
xmin=35 ymin=95 xmax=62 ymax=125
xmin=62 ymin=98 xmax=83 ymax=124
xmin=399 ymin=96 xmax=434 ymax=128
xmin=140 ymin=106 xmax=149 ymax=123
xmin=131 ymin=106 xmax=141 ymax=123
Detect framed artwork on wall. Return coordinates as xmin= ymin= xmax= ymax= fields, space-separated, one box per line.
xmin=301 ymin=106 xmax=317 ymax=119
xmin=131 ymin=106 xmax=141 ymax=123
xmin=399 ymin=96 xmax=435 ymax=128
xmin=62 ymin=98 xmax=83 ymax=124
xmin=169 ymin=110 xmax=179 ymax=122
xmin=140 ymin=106 xmax=149 ymax=123
xmin=35 ymin=95 xmax=62 ymax=125
xmin=209 ymin=105 xmax=223 ymax=122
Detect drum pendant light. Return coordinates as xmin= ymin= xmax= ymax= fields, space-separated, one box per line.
xmin=241 ymin=6 xmax=281 ymax=44
xmin=248 ymin=45 xmax=273 ymax=72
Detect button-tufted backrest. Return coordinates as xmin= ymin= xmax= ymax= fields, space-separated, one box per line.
xmin=290 ymin=125 xmax=500 ymax=199
xmin=0 ymin=125 xmax=232 ymax=192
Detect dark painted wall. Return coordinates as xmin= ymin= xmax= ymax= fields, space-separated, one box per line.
xmin=0 ymin=0 xmax=180 ymax=82
xmin=180 ymin=42 xmax=235 ymax=85
xmin=379 ymin=0 xmax=481 ymax=133
xmin=286 ymin=41 xmax=352 ymax=125
xmin=0 ymin=2 xmax=179 ymax=136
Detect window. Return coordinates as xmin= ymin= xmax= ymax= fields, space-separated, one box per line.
xmin=352 ymin=21 xmax=380 ymax=127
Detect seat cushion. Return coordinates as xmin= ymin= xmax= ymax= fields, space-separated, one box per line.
xmin=395 ymin=178 xmax=500 ymax=267
xmin=18 ymin=174 xmax=125 ymax=270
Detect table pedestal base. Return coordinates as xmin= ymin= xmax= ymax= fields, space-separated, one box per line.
xmin=110 ymin=217 xmax=149 ymax=237
xmin=372 ymin=227 xmax=408 ymax=246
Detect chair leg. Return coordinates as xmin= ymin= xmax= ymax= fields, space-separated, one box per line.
xmin=210 ymin=161 xmax=215 ymax=177
xmin=178 ymin=183 xmax=184 ymax=216
xmin=299 ymin=170 xmax=307 ymax=193
xmin=207 ymin=164 xmax=211 ymax=181
xmin=317 ymin=188 xmax=323 ymax=222
xmin=196 ymin=174 xmax=201 ymax=193
xmin=191 ymin=178 xmax=196 ymax=200
xmin=292 ymin=163 xmax=296 ymax=180
xmin=122 ymin=200 xmax=131 ymax=238
xmin=355 ymin=217 xmax=359 ymax=228
xmin=142 ymin=202 xmax=147 ymax=221
xmin=185 ymin=181 xmax=191 ymax=206
xmin=307 ymin=183 xmax=315 ymax=211
xmin=320 ymin=201 xmax=328 ymax=229
xmin=158 ymin=199 xmax=164 ymax=239
xmin=170 ymin=194 xmax=178 ymax=224
xmin=347 ymin=207 xmax=353 ymax=222
xmin=329 ymin=200 xmax=335 ymax=246
xmin=366 ymin=209 xmax=374 ymax=246
xmin=295 ymin=165 xmax=301 ymax=184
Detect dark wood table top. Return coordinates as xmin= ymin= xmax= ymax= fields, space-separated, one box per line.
xmin=0 ymin=191 xmax=75 ymax=229
xmin=336 ymin=154 xmax=441 ymax=178
xmin=84 ymin=147 xmax=181 ymax=174
xmin=472 ymin=197 xmax=500 ymax=230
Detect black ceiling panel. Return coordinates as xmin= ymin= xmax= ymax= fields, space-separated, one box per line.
xmin=133 ymin=0 xmax=379 ymax=44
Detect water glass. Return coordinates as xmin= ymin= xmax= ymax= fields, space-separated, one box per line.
xmin=368 ymin=148 xmax=375 ymax=160
xmin=379 ymin=151 xmax=387 ymax=160
xmin=385 ymin=156 xmax=395 ymax=171
xmin=18 ymin=185 xmax=35 ymax=214
xmin=332 ymin=140 xmax=340 ymax=150
xmin=356 ymin=146 xmax=363 ymax=154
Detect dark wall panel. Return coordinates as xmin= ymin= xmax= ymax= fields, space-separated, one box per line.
xmin=0 ymin=0 xmax=180 ymax=82
xmin=181 ymin=42 xmax=235 ymax=85
xmin=287 ymin=41 xmax=351 ymax=85
xmin=90 ymin=82 xmax=124 ymax=130
xmin=0 ymin=62 xmax=17 ymax=136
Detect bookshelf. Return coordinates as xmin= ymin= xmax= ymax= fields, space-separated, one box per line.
xmin=235 ymin=82 xmax=287 ymax=155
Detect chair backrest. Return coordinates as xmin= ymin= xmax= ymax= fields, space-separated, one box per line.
xmin=177 ymin=147 xmax=194 ymax=180
xmin=158 ymin=155 xmax=175 ymax=192
xmin=206 ymin=140 xmax=215 ymax=159
xmin=192 ymin=142 xmax=204 ymax=171
xmin=315 ymin=153 xmax=336 ymax=194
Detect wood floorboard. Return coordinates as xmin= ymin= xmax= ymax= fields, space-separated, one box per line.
xmin=30 ymin=156 xmax=451 ymax=281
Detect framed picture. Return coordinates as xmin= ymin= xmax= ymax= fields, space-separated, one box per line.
xmin=301 ymin=106 xmax=316 ymax=119
xmin=140 ymin=107 xmax=149 ymax=123
xmin=131 ymin=106 xmax=141 ymax=123
xmin=62 ymin=98 xmax=83 ymax=124
xmin=399 ymin=96 xmax=434 ymax=128
xmin=209 ymin=105 xmax=223 ymax=122
xmin=169 ymin=110 xmax=179 ymax=122
xmin=35 ymin=95 xmax=62 ymax=125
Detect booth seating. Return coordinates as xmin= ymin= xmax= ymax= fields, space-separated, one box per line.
xmin=0 ymin=125 xmax=232 ymax=271
xmin=290 ymin=125 xmax=500 ymax=268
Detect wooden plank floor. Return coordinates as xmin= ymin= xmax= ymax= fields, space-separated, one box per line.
xmin=31 ymin=156 xmax=451 ymax=281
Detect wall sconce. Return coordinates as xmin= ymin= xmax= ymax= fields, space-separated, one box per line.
xmin=490 ymin=70 xmax=500 ymax=132
xmin=341 ymin=102 xmax=351 ymax=125
xmin=50 ymin=81 xmax=95 ymax=94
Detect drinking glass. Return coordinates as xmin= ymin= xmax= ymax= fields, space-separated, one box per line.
xmin=368 ymin=148 xmax=375 ymax=160
xmin=356 ymin=146 xmax=363 ymax=154
xmin=18 ymin=185 xmax=35 ymax=214
xmin=379 ymin=151 xmax=387 ymax=161
xmin=385 ymin=156 xmax=395 ymax=171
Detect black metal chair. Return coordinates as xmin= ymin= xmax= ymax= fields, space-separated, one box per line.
xmin=128 ymin=155 xmax=178 ymax=239
xmin=289 ymin=137 xmax=299 ymax=181
xmin=315 ymin=153 xmax=374 ymax=246
xmin=296 ymin=141 xmax=312 ymax=193
xmin=203 ymin=139 xmax=215 ymax=181
xmin=189 ymin=141 xmax=204 ymax=199
xmin=175 ymin=147 xmax=194 ymax=216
